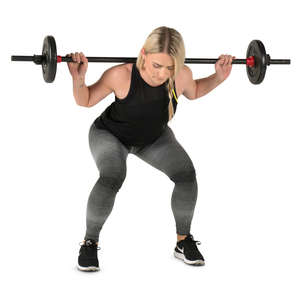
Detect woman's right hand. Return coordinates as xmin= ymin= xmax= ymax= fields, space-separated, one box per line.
xmin=66 ymin=52 xmax=88 ymax=79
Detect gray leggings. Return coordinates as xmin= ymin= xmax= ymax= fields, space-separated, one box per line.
xmin=85 ymin=123 xmax=198 ymax=242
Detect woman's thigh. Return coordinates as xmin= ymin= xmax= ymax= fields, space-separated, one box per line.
xmin=88 ymin=123 xmax=129 ymax=177
xmin=133 ymin=126 xmax=196 ymax=182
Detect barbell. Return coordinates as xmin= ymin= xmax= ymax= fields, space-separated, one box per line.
xmin=11 ymin=35 xmax=290 ymax=84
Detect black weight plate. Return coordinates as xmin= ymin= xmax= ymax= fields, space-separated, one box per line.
xmin=42 ymin=36 xmax=57 ymax=83
xmin=246 ymin=40 xmax=267 ymax=84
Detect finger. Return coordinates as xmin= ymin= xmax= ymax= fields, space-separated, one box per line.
xmin=83 ymin=53 xmax=88 ymax=62
xmin=226 ymin=55 xmax=231 ymax=65
xmin=221 ymin=54 xmax=227 ymax=64
xmin=225 ymin=55 xmax=229 ymax=65
xmin=80 ymin=52 xmax=87 ymax=63
xmin=224 ymin=55 xmax=230 ymax=65
xmin=218 ymin=54 xmax=225 ymax=64
xmin=79 ymin=52 xmax=83 ymax=63
xmin=75 ymin=52 xmax=79 ymax=63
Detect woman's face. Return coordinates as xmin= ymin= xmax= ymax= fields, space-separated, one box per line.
xmin=141 ymin=48 xmax=175 ymax=85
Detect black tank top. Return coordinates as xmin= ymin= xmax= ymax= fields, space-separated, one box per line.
xmin=93 ymin=63 xmax=178 ymax=146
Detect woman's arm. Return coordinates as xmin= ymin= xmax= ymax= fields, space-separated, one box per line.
xmin=182 ymin=54 xmax=234 ymax=100
xmin=194 ymin=73 xmax=223 ymax=99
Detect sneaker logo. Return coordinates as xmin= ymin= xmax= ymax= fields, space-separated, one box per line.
xmin=177 ymin=246 xmax=184 ymax=253
xmin=86 ymin=240 xmax=93 ymax=246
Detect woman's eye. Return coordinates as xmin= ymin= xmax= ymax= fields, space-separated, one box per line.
xmin=153 ymin=64 xmax=174 ymax=70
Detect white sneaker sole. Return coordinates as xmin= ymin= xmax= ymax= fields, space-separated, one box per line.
xmin=174 ymin=251 xmax=205 ymax=266
xmin=77 ymin=264 xmax=100 ymax=272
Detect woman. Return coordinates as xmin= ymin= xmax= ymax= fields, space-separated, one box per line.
xmin=67 ymin=26 xmax=234 ymax=272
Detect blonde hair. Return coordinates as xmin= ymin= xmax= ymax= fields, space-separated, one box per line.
xmin=136 ymin=26 xmax=185 ymax=121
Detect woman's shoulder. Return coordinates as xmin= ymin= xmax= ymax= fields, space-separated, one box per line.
xmin=173 ymin=65 xmax=190 ymax=97
xmin=108 ymin=63 xmax=133 ymax=100
xmin=109 ymin=63 xmax=133 ymax=84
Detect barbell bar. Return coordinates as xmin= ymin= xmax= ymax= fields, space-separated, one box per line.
xmin=11 ymin=35 xmax=290 ymax=84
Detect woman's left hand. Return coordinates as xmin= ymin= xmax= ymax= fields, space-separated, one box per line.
xmin=215 ymin=54 xmax=236 ymax=82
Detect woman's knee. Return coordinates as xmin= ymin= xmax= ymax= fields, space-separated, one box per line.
xmin=169 ymin=168 xmax=197 ymax=183
xmin=98 ymin=173 xmax=126 ymax=192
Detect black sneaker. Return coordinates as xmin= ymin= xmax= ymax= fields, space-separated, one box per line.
xmin=77 ymin=239 xmax=101 ymax=272
xmin=174 ymin=234 xmax=205 ymax=266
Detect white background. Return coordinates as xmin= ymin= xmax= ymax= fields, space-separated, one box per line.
xmin=1 ymin=0 xmax=299 ymax=289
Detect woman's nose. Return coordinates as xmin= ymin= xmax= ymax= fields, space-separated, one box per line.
xmin=159 ymin=69 xmax=169 ymax=79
